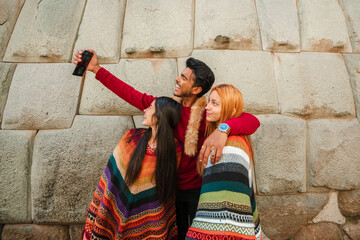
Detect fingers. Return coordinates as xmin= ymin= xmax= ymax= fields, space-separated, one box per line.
xmin=72 ymin=49 xmax=84 ymax=64
xmin=210 ymin=146 xmax=217 ymax=164
xmin=214 ymin=146 xmax=223 ymax=164
xmin=198 ymin=145 xmax=205 ymax=164
xmin=202 ymin=146 xmax=212 ymax=165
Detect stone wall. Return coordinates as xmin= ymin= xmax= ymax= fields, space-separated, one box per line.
xmin=0 ymin=0 xmax=359 ymax=239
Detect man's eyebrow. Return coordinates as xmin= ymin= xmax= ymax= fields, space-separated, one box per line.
xmin=181 ymin=74 xmax=188 ymax=80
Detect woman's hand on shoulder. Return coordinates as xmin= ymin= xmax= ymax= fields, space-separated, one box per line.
xmin=198 ymin=129 xmax=228 ymax=165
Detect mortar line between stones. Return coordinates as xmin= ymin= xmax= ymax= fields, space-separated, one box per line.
xmin=69 ymin=0 xmax=89 ymax=62
xmin=0 ymin=64 xmax=18 ymax=128
xmin=190 ymin=0 xmax=196 ymax=55
xmin=305 ymin=119 xmax=309 ymax=193
xmin=341 ymin=53 xmax=358 ymax=118
xmin=253 ymin=0 xmax=264 ymax=51
xmin=270 ymin=52 xmax=280 ymax=114
xmin=28 ymin=130 xmax=38 ymax=223
xmin=119 ymin=0 xmax=128 ymax=63
xmin=295 ymin=0 xmax=302 ymax=52
xmin=74 ymin=72 xmax=86 ymax=120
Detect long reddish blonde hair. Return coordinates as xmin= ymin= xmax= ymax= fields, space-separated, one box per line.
xmin=199 ymin=84 xmax=253 ymax=174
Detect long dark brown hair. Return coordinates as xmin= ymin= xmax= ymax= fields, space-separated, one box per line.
xmin=125 ymin=97 xmax=181 ymax=203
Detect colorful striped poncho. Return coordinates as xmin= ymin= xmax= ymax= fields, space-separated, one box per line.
xmin=82 ymin=129 xmax=180 ymax=240
xmin=186 ymin=135 xmax=262 ymax=240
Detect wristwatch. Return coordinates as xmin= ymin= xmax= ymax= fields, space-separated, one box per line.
xmin=218 ymin=123 xmax=230 ymax=135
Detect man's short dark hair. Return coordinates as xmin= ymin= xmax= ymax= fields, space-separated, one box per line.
xmin=186 ymin=57 xmax=215 ymax=98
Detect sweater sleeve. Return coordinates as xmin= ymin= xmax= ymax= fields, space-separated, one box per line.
xmin=224 ymin=112 xmax=260 ymax=136
xmin=95 ymin=67 xmax=156 ymax=111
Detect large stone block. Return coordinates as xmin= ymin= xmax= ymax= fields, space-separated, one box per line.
xmin=298 ymin=0 xmax=352 ymax=52
xmin=79 ymin=59 xmax=177 ymax=115
xmin=338 ymin=189 xmax=360 ymax=217
xmin=2 ymin=224 xmax=69 ymax=240
xmin=31 ymin=115 xmax=133 ymax=223
xmin=251 ymin=115 xmax=306 ymax=195
xmin=342 ymin=219 xmax=360 ymax=240
xmin=121 ymin=0 xmax=193 ymax=58
xmin=256 ymin=0 xmax=300 ymax=52
xmin=0 ymin=0 xmax=25 ymax=60
xmin=294 ymin=222 xmax=343 ymax=240
xmin=0 ymin=130 xmax=36 ymax=223
xmin=178 ymin=50 xmax=278 ymax=114
xmin=1 ymin=64 xmax=82 ymax=130
xmin=308 ymin=119 xmax=360 ymax=190
xmin=340 ymin=0 xmax=360 ymax=53
xmin=194 ymin=0 xmax=261 ymax=50
xmin=0 ymin=63 xmax=16 ymax=125
xmin=257 ymin=194 xmax=328 ymax=240
xmin=3 ymin=0 xmax=86 ymax=62
xmin=69 ymin=225 xmax=83 ymax=240
xmin=73 ymin=0 xmax=125 ymax=64
xmin=343 ymin=54 xmax=360 ymax=120
xmin=274 ymin=53 xmax=355 ymax=118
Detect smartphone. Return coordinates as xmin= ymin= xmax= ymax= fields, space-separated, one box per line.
xmin=73 ymin=50 xmax=94 ymax=76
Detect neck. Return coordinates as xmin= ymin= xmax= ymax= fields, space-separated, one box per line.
xmin=148 ymin=127 xmax=157 ymax=147
xmin=182 ymin=95 xmax=198 ymax=107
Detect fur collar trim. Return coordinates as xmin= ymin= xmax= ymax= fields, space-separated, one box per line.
xmin=184 ymin=96 xmax=207 ymax=156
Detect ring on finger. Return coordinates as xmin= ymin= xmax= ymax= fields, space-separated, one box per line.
xmin=201 ymin=145 xmax=206 ymax=149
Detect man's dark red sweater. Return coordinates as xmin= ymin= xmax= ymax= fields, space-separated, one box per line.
xmin=95 ymin=67 xmax=260 ymax=190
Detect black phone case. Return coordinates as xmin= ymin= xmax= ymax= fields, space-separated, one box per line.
xmin=73 ymin=50 xmax=94 ymax=76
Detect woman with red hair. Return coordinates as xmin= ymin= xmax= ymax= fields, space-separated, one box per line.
xmin=186 ymin=84 xmax=262 ymax=240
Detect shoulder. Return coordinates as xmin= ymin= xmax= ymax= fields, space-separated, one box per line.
xmin=120 ymin=128 xmax=146 ymax=144
xmin=225 ymin=135 xmax=251 ymax=156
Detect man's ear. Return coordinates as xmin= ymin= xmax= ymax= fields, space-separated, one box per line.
xmin=192 ymin=86 xmax=202 ymax=95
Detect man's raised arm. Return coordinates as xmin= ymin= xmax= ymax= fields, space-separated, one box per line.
xmin=73 ymin=49 xmax=155 ymax=111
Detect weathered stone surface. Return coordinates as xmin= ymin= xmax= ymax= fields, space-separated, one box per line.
xmin=342 ymin=219 xmax=360 ymax=240
xmin=2 ymin=224 xmax=69 ymax=240
xmin=121 ymin=0 xmax=192 ymax=58
xmin=257 ymin=194 xmax=328 ymax=240
xmin=298 ymin=0 xmax=352 ymax=52
xmin=133 ymin=115 xmax=147 ymax=129
xmin=340 ymin=0 xmax=360 ymax=53
xmin=294 ymin=222 xmax=343 ymax=240
xmin=178 ymin=50 xmax=278 ymax=114
xmin=343 ymin=54 xmax=360 ymax=121
xmin=0 ymin=0 xmax=26 ymax=60
xmin=73 ymin=0 xmax=125 ymax=63
xmin=31 ymin=115 xmax=133 ymax=223
xmin=274 ymin=53 xmax=355 ymax=118
xmin=0 ymin=130 xmax=36 ymax=223
xmin=308 ymin=119 xmax=360 ymax=190
xmin=194 ymin=0 xmax=261 ymax=50
xmin=256 ymin=0 xmax=300 ymax=52
xmin=312 ymin=192 xmax=346 ymax=224
xmin=69 ymin=225 xmax=83 ymax=240
xmin=251 ymin=115 xmax=306 ymax=195
xmin=338 ymin=189 xmax=360 ymax=217
xmin=1 ymin=64 xmax=82 ymax=130
xmin=80 ymin=59 xmax=177 ymax=115
xmin=3 ymin=0 xmax=86 ymax=62
xmin=0 ymin=63 xmax=16 ymax=125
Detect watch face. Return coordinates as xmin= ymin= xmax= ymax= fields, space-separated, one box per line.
xmin=219 ymin=123 xmax=229 ymax=131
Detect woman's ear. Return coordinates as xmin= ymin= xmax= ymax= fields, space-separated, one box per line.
xmin=232 ymin=108 xmax=236 ymax=117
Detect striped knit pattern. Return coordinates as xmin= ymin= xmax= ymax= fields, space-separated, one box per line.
xmin=186 ymin=135 xmax=262 ymax=240
xmin=82 ymin=130 xmax=179 ymax=240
